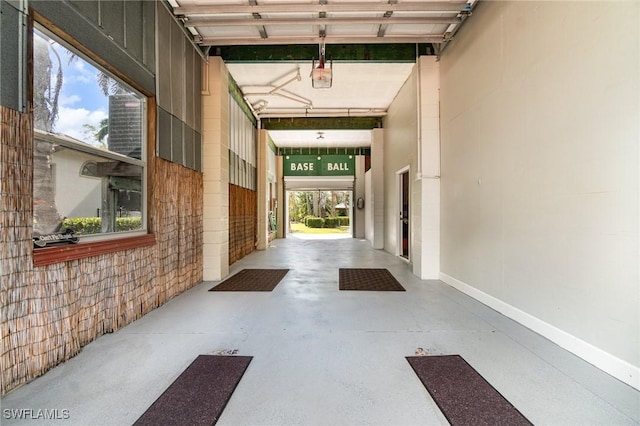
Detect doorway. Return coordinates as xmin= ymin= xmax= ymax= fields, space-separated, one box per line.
xmin=286 ymin=189 xmax=353 ymax=239
xmin=398 ymin=168 xmax=410 ymax=259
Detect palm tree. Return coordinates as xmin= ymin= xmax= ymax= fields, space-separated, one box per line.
xmin=82 ymin=118 xmax=109 ymax=148
xmin=33 ymin=31 xmax=64 ymax=234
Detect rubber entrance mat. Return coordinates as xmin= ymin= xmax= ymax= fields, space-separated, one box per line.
xmin=209 ymin=269 xmax=289 ymax=291
xmin=134 ymin=355 xmax=252 ymax=426
xmin=406 ymin=355 xmax=532 ymax=426
xmin=339 ymin=268 xmax=406 ymax=291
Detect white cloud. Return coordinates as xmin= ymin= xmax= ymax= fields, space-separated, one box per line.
xmin=67 ymin=65 xmax=94 ymax=84
xmin=55 ymin=106 xmax=107 ymax=143
xmin=59 ymin=94 xmax=81 ymax=107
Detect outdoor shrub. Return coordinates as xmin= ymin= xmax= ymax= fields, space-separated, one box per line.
xmin=324 ymin=217 xmax=340 ymax=228
xmin=116 ymin=217 xmax=142 ymax=232
xmin=338 ymin=216 xmax=350 ymax=227
xmin=62 ymin=217 xmax=101 ymax=235
xmin=305 ymin=217 xmax=324 ymax=228
xmin=61 ymin=217 xmax=142 ymax=235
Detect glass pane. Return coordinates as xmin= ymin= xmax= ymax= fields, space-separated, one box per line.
xmin=34 ymin=137 xmax=143 ymax=236
xmin=32 ymin=26 xmax=146 ymax=238
xmin=33 ymin=28 xmax=144 ymax=160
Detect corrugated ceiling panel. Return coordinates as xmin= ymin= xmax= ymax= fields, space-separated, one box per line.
xmin=184 ymin=125 xmax=195 ymax=169
xmin=125 ymin=1 xmax=143 ymax=61
xmin=156 ymin=3 xmax=172 ymax=111
xmin=171 ymin=115 xmax=184 ymax=164
xmin=100 ymin=0 xmax=125 ymax=46
xmin=142 ymin=0 xmax=155 ymax=70
xmin=194 ymin=55 xmax=202 ymax=133
xmin=184 ymin=44 xmax=194 ymax=128
xmin=30 ymin=0 xmax=154 ymax=93
xmin=157 ymin=107 xmax=172 ymax=160
xmin=68 ymin=0 xmax=99 ymax=26
xmin=194 ymin=131 xmax=202 ymax=172
xmin=0 ymin=1 xmax=22 ymax=111
xmin=170 ymin=22 xmax=185 ymax=120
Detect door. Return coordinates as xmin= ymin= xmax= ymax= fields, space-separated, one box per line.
xmin=399 ymin=169 xmax=409 ymax=259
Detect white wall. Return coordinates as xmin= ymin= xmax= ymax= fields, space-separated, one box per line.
xmin=369 ymin=128 xmax=385 ymax=249
xmin=417 ymin=57 xmax=441 ymax=279
xmin=52 ymin=150 xmax=101 ymax=218
xmin=439 ymin=0 xmax=639 ymax=388
xmin=364 ymin=170 xmax=373 ymax=243
xmin=383 ymin=64 xmax=419 ymax=271
xmin=383 ymin=63 xmax=430 ymax=277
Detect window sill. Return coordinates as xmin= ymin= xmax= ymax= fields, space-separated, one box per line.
xmin=33 ymin=234 xmax=156 ymax=267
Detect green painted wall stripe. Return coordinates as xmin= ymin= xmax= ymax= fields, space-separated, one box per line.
xmin=215 ymin=43 xmax=436 ymax=62
xmin=263 ymin=116 xmax=381 ymax=130
xmin=284 ymin=154 xmax=356 ymax=176
xmin=277 ymin=147 xmax=370 ymax=156
xmin=267 ymin=134 xmax=277 ymax=154
xmin=227 ymin=73 xmax=257 ymax=126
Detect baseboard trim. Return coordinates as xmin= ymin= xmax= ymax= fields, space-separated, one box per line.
xmin=439 ymin=272 xmax=639 ymax=391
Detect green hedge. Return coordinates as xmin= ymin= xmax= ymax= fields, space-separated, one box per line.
xmin=62 ymin=217 xmax=142 ymax=235
xmin=303 ymin=216 xmax=349 ymax=228
xmin=116 ymin=217 xmax=142 ymax=232
xmin=324 ymin=217 xmax=340 ymax=228
xmin=305 ymin=216 xmax=324 ymax=228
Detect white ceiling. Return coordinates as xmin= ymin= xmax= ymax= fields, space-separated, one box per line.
xmin=172 ymin=0 xmax=474 ymax=46
xmin=169 ymin=1 xmax=477 ymax=148
xmin=269 ymin=129 xmax=372 ymax=147
xmin=226 ymin=61 xmax=416 ymax=118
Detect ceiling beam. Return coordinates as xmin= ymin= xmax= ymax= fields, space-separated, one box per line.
xmin=174 ymin=2 xmax=470 ymax=15
xmin=262 ymin=116 xmax=382 ymax=130
xmin=202 ymin=35 xmax=444 ymax=46
xmin=377 ymin=0 xmax=397 ymax=38
xmin=216 ymin=44 xmax=435 ymax=61
xmin=248 ymin=0 xmax=269 ymax=39
xmin=184 ymin=16 xmax=461 ymax=27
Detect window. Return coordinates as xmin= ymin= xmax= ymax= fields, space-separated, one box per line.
xmin=32 ymin=25 xmax=147 ymax=239
xmin=80 ymin=161 xmax=98 ymax=178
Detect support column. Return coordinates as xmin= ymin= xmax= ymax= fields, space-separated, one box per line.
xmin=354 ymin=155 xmax=365 ymax=239
xmin=370 ymin=128 xmax=384 ymax=249
xmin=202 ymin=57 xmax=230 ymax=281
xmin=276 ymin=155 xmax=285 ymax=238
xmin=417 ymin=56 xmax=441 ymax=279
xmin=256 ymin=129 xmax=268 ymax=250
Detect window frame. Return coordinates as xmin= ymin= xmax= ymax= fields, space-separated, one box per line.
xmin=80 ymin=160 xmax=99 ymax=179
xmin=30 ymin=14 xmax=155 ymax=265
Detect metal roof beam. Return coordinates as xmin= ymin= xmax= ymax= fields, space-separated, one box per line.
xmin=184 ymin=16 xmax=461 ymax=27
xmin=202 ymin=35 xmax=444 ymax=46
xmin=174 ymin=2 xmax=470 ymax=15
xmin=248 ymin=0 xmax=269 ymax=39
xmin=377 ymin=0 xmax=397 ymax=38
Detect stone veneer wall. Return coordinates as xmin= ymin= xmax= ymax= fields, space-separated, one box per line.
xmin=0 ymin=106 xmax=203 ymax=395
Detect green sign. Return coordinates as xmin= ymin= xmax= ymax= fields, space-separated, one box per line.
xmin=284 ymin=155 xmax=355 ymax=176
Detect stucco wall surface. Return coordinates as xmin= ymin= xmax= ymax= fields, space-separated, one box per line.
xmin=439 ymin=0 xmax=639 ymax=384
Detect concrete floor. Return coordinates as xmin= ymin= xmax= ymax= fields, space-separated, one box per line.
xmin=2 ymin=237 xmax=639 ymax=425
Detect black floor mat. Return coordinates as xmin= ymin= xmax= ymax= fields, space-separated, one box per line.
xmin=339 ymin=268 xmax=406 ymax=291
xmin=209 ymin=269 xmax=289 ymax=291
xmin=406 ymin=355 xmax=532 ymax=426
xmin=134 ymin=355 xmax=252 ymax=426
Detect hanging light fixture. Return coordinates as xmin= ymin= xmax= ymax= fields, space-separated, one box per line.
xmin=311 ymin=41 xmax=332 ymax=89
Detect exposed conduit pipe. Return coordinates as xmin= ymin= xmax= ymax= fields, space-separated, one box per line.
xmin=242 ymin=68 xmax=313 ymax=108
xmin=415 ymin=51 xmax=423 ymax=180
